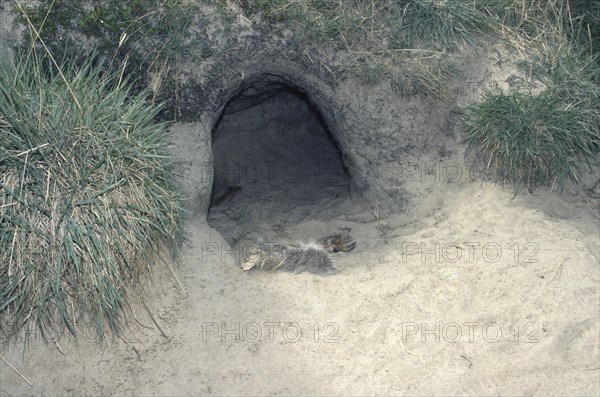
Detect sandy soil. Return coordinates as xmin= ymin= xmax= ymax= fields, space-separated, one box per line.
xmin=1 ymin=179 xmax=599 ymax=396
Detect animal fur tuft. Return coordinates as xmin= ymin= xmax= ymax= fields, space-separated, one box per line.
xmin=254 ymin=241 xmax=335 ymax=275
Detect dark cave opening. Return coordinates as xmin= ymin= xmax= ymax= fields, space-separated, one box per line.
xmin=207 ymin=82 xmax=351 ymax=230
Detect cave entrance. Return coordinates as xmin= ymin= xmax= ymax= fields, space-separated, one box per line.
xmin=208 ymin=82 xmax=351 ymax=236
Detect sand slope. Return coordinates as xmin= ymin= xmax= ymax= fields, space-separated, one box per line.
xmin=1 ymin=182 xmax=599 ymax=396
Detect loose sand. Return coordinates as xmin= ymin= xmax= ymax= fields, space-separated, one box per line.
xmin=2 ymin=176 xmax=599 ymax=396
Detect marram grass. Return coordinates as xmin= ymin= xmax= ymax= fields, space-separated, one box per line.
xmin=463 ymin=86 xmax=599 ymax=193
xmin=0 ymin=53 xmax=185 ymax=344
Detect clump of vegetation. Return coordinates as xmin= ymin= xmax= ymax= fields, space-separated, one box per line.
xmin=463 ymin=87 xmax=598 ymax=192
xmin=0 ymin=49 xmax=185 ymax=344
xmin=387 ymin=0 xmax=492 ymax=50
xmin=463 ymin=0 xmax=599 ymax=193
xmin=15 ymin=0 xmax=201 ymax=119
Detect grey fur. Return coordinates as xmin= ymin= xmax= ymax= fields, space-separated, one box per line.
xmin=254 ymin=242 xmax=335 ymax=275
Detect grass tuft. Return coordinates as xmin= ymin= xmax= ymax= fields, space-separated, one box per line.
xmin=463 ymin=86 xmax=599 ymax=193
xmin=388 ymin=0 xmax=492 ymax=51
xmin=0 ymin=49 xmax=185 ymax=344
xmin=463 ymin=0 xmax=599 ymax=194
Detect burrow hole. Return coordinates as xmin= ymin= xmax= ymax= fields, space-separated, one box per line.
xmin=208 ymin=83 xmax=352 ymax=239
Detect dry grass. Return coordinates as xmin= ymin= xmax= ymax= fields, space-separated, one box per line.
xmin=463 ymin=0 xmax=599 ymax=193
xmin=0 ymin=48 xmax=185 ymax=344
